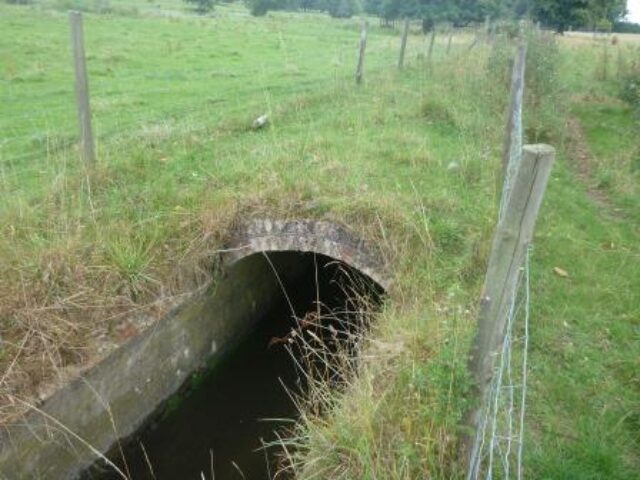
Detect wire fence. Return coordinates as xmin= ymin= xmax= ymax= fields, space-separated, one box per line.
xmin=467 ymin=246 xmax=531 ymax=480
xmin=466 ymin=35 xmax=534 ymax=480
xmin=0 ymin=4 xmax=382 ymax=167
xmin=1 ymin=0 xmax=488 ymax=188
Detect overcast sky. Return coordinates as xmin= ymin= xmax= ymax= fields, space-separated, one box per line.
xmin=628 ymin=0 xmax=640 ymax=23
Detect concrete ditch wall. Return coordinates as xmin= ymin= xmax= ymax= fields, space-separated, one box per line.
xmin=0 ymin=254 xmax=305 ymax=479
xmin=0 ymin=219 xmax=388 ymax=479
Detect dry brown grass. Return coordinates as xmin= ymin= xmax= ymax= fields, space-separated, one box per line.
xmin=0 ymin=206 xmax=239 ymax=424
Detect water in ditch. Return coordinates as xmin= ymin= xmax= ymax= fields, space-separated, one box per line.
xmin=88 ymin=254 xmax=383 ymax=480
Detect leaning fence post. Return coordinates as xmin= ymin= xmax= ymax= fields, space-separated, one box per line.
xmin=427 ymin=28 xmax=437 ymax=64
xmin=447 ymin=28 xmax=453 ymax=54
xmin=616 ymin=44 xmax=625 ymax=79
xmin=355 ymin=20 xmax=368 ymax=85
xmin=459 ymin=144 xmax=556 ymax=472
xmin=398 ymin=18 xmax=410 ymax=70
xmin=601 ymin=39 xmax=609 ymax=80
xmin=69 ymin=11 xmax=95 ymax=167
xmin=484 ymin=15 xmax=491 ymax=39
xmin=500 ymin=43 xmax=527 ymax=204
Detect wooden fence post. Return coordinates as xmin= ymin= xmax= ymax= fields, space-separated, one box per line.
xmin=501 ymin=43 xmax=527 ymax=186
xmin=398 ymin=18 xmax=410 ymax=70
xmin=447 ymin=29 xmax=453 ymax=54
xmin=355 ymin=20 xmax=368 ymax=85
xmin=616 ymin=44 xmax=625 ymax=80
xmin=460 ymin=144 xmax=556 ymax=470
xmin=601 ymin=40 xmax=609 ymax=80
xmin=69 ymin=11 xmax=95 ymax=167
xmin=468 ymin=32 xmax=480 ymax=51
xmin=427 ymin=28 xmax=437 ymax=64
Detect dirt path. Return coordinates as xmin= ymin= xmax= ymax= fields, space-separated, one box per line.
xmin=566 ymin=116 xmax=623 ymax=217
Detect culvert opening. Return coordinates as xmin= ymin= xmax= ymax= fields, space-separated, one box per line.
xmin=89 ymin=251 xmax=385 ymax=480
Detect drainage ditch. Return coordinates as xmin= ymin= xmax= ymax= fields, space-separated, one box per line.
xmin=85 ymin=252 xmax=384 ymax=480
xmin=0 ymin=220 xmax=389 ymax=479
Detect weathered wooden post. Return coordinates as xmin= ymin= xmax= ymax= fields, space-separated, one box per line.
xmin=616 ymin=44 xmax=625 ymax=80
xmin=447 ymin=28 xmax=454 ymax=54
xmin=601 ymin=39 xmax=609 ymax=80
xmin=460 ymin=144 xmax=556 ymax=471
xmin=427 ymin=28 xmax=437 ymax=64
xmin=468 ymin=25 xmax=481 ymax=52
xmin=355 ymin=20 xmax=368 ymax=85
xmin=501 ymin=43 xmax=527 ymax=191
xmin=398 ymin=18 xmax=410 ymax=70
xmin=69 ymin=11 xmax=95 ymax=167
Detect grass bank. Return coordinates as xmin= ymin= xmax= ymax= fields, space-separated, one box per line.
xmin=0 ymin=3 xmax=638 ymax=478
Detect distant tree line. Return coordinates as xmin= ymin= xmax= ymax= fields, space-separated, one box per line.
xmin=181 ymin=0 xmax=630 ymax=34
xmin=362 ymin=0 xmax=628 ymax=33
xmin=243 ymin=0 xmax=360 ymax=17
xmin=614 ymin=21 xmax=640 ymax=33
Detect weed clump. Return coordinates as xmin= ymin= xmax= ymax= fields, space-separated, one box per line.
xmin=525 ymin=31 xmax=564 ymax=144
xmin=420 ymin=99 xmax=457 ymax=128
xmin=618 ymin=55 xmax=640 ymax=114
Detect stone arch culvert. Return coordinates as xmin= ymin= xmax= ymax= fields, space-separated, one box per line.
xmin=0 ymin=219 xmax=390 ymax=480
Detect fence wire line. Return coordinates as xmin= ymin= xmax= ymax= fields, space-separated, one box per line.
xmin=468 ymin=247 xmax=532 ymax=480
xmin=468 ymin=39 xmax=531 ymax=480
xmin=1 ymin=8 xmax=461 ymax=172
xmin=0 ymin=39 xmax=418 ymax=170
xmin=499 ymin=43 xmax=526 ymax=221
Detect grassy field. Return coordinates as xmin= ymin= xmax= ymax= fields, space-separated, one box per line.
xmin=524 ymin=35 xmax=640 ymax=479
xmin=1 ymin=1 xmax=639 ymax=478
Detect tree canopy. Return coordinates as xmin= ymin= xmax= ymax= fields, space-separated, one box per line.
xmin=362 ymin=0 xmax=515 ymax=26
xmin=530 ymin=0 xmax=626 ymax=31
xmin=361 ymin=0 xmax=627 ymax=31
xmin=192 ymin=0 xmax=627 ymax=27
xmin=244 ymin=0 xmax=361 ymax=17
xmin=184 ymin=0 xmax=216 ymax=14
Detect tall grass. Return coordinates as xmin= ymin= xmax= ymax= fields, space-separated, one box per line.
xmin=1 ymin=3 xmax=638 ymax=478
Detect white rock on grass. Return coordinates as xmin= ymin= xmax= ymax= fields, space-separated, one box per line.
xmin=252 ymin=114 xmax=269 ymax=130
xmin=447 ymin=161 xmax=461 ymax=171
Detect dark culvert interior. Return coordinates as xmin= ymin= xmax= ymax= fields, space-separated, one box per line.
xmin=87 ymin=251 xmax=384 ymax=480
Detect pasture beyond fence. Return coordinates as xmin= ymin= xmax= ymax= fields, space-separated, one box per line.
xmin=1 ymin=7 xmax=489 ymax=182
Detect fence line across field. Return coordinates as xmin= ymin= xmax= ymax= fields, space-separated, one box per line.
xmin=2 ymin=19 xmax=463 ymax=170
xmin=0 ymin=12 xmax=476 ymax=165
xmin=460 ymin=31 xmax=557 ymax=479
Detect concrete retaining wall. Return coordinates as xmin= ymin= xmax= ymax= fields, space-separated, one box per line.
xmin=0 ymin=219 xmax=388 ymax=479
xmin=0 ymin=254 xmax=306 ymax=479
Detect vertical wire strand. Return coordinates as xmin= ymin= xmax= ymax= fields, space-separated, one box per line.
xmin=517 ymin=247 xmax=532 ymax=480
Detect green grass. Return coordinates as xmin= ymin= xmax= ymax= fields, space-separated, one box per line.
xmin=572 ymin=101 xmax=639 ymax=217
xmin=521 ymin=37 xmax=639 ymax=480
xmin=0 ymin=3 xmax=639 ymax=478
xmin=560 ymin=34 xmax=639 ymax=219
xmin=1 ymin=2 xmax=403 ymax=186
xmin=526 ymin=157 xmax=640 ymax=479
